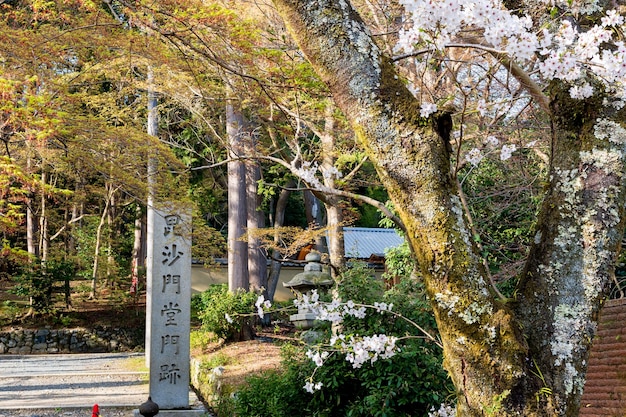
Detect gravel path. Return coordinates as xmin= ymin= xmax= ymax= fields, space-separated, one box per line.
xmin=0 ymin=354 xmax=207 ymax=416
xmin=0 ymin=354 xmax=149 ymax=409
xmin=0 ymin=407 xmax=136 ymax=417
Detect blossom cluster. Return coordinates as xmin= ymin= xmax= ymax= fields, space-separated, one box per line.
xmin=342 ymin=334 xmax=398 ymax=368
xmin=291 ymin=160 xmax=343 ymax=191
xmin=537 ymin=16 xmax=626 ymax=99
xmin=463 ymin=137 xmax=536 ymax=168
xmin=307 ymin=332 xmax=398 ymax=370
xmin=292 ymin=290 xmax=402 ymax=391
xmin=306 ymin=348 xmax=330 ymax=367
xmin=292 ymin=160 xmax=322 ymax=189
xmin=428 ymin=403 xmax=457 ymax=417
xmin=396 ymin=0 xmax=626 ymax=100
xmin=420 ymin=102 xmax=438 ymax=118
xmin=396 ymin=0 xmax=538 ymax=60
xmin=255 ymin=294 xmax=272 ymax=319
xmin=293 ymin=289 xmax=371 ymax=323
xmin=300 ymin=332 xmax=398 ymax=394
xmin=303 ymin=380 xmax=323 ymax=394
xmin=500 ymin=143 xmax=517 ymax=161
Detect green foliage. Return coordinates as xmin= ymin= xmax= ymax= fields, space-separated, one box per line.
xmin=234 ymin=367 xmax=310 ymax=417
xmin=382 ymin=241 xmax=416 ymax=284
xmin=354 ymin=186 xmax=389 ymax=228
xmin=0 ymin=300 xmax=25 ymax=326
xmin=202 ymin=351 xmax=233 ymax=369
xmin=73 ymin=217 xmax=99 ymax=280
xmin=191 ymin=214 xmax=226 ymax=263
xmin=232 ymin=344 xmax=313 ymax=417
xmin=0 ymin=156 xmax=32 ymax=235
xmin=284 ymin=192 xmax=308 ymax=228
xmin=233 ymin=268 xmax=451 ymax=417
xmin=460 ymin=154 xmax=544 ymax=290
xmin=190 ymin=330 xmax=217 ymax=350
xmin=0 ymin=240 xmax=30 ymax=281
xmin=192 ymin=284 xmax=258 ymax=342
xmin=336 ymin=262 xmax=385 ymax=307
xmin=11 ymin=259 xmax=77 ymax=314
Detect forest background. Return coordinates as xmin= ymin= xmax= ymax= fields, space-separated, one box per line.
xmin=0 ymin=0 xmax=544 ymax=312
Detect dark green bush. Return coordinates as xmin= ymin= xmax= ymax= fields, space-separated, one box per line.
xmin=11 ymin=259 xmax=76 ymax=314
xmin=234 ymin=364 xmax=309 ymax=416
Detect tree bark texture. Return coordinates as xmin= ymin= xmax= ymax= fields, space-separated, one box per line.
xmin=38 ymin=170 xmax=48 ymax=261
xmin=320 ymin=103 xmax=345 ymax=273
xmin=271 ymin=1 xmax=626 ymax=415
xmin=515 ymin=84 xmax=626 ymax=415
xmin=245 ymin=133 xmax=267 ymax=292
xmin=227 ymin=102 xmax=249 ymax=291
xmin=26 ymin=152 xmax=38 ymax=259
xmin=131 ymin=204 xmax=146 ymax=294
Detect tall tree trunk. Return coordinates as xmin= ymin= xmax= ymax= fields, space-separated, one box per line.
xmin=130 ymin=204 xmax=146 ymax=295
xmin=38 ymin=170 xmax=48 ymax=261
xmin=147 ymin=67 xmax=158 ymax=215
xmin=105 ymin=187 xmax=116 ymax=287
xmin=90 ymin=187 xmax=114 ymax=299
xmin=66 ymin=179 xmax=84 ymax=256
xmin=320 ymin=102 xmax=345 ymax=273
xmin=245 ymin=133 xmax=267 ymax=292
xmin=514 ymin=87 xmax=626 ymax=415
xmin=227 ymin=101 xmax=249 ymax=291
xmin=267 ymin=179 xmax=295 ymax=302
xmin=26 ymin=195 xmax=38 ymax=259
xmin=26 ymin=153 xmax=38 ymax=259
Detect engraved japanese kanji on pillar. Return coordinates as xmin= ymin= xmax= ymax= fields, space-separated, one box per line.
xmin=146 ymin=204 xmax=191 ymax=410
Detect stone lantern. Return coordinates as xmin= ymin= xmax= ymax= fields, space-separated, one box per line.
xmin=283 ymin=251 xmax=334 ymax=329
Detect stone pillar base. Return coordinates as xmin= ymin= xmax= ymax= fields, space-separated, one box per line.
xmin=133 ymin=407 xmax=209 ymax=417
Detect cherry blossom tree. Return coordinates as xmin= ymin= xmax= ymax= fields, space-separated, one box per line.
xmin=272 ymin=0 xmax=626 ymax=416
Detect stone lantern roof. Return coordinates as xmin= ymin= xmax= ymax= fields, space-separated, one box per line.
xmin=283 ymin=252 xmax=333 ymax=293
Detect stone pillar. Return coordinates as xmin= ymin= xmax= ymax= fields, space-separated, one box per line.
xmin=146 ymin=204 xmax=191 ymax=409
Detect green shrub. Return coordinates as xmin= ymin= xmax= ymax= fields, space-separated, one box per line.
xmin=190 ymin=330 xmax=217 ymax=350
xmin=11 ymin=259 xmax=77 ymax=314
xmin=234 ymin=369 xmax=308 ymax=417
xmin=232 ymin=267 xmax=452 ymax=417
xmin=192 ymin=284 xmax=258 ymax=342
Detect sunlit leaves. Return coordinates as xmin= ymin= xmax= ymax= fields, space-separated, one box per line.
xmin=0 ymin=157 xmax=34 ymax=234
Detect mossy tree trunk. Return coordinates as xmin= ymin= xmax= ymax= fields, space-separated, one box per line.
xmin=272 ymin=1 xmax=626 ymax=416
xmin=515 ymin=83 xmax=626 ymax=415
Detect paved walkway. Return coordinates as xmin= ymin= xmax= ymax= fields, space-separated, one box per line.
xmin=0 ymin=353 xmax=202 ymax=410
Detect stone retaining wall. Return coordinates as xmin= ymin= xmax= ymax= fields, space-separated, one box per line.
xmin=0 ymin=326 xmax=144 ymax=354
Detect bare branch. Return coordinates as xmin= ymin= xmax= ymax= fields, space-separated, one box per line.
xmin=49 ymin=214 xmax=89 ymax=241
xmin=393 ymin=42 xmax=550 ymax=113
